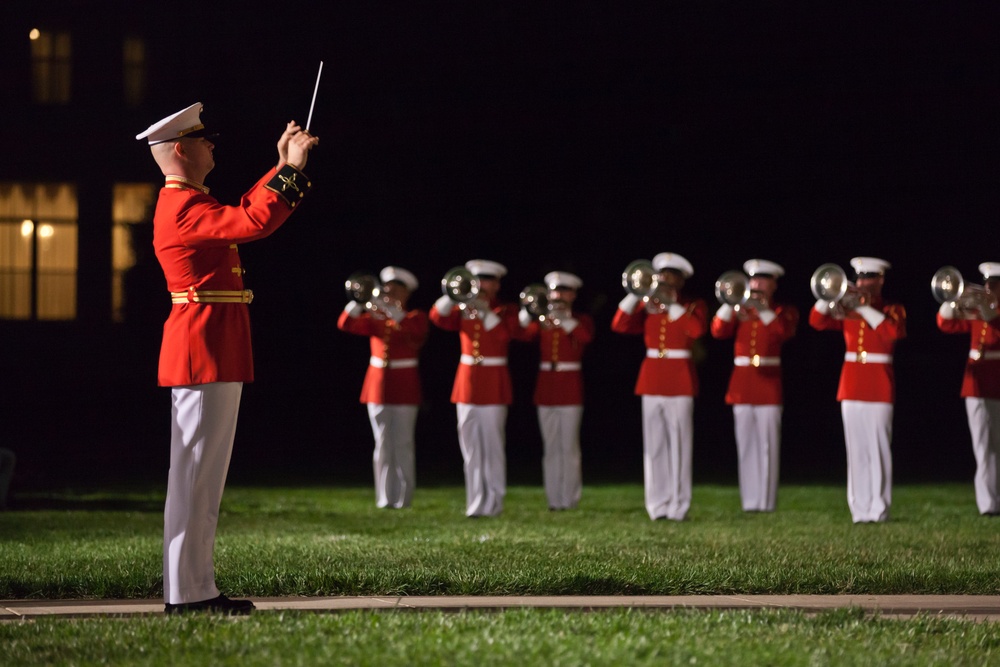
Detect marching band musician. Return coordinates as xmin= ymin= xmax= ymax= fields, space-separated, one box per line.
xmin=137 ymin=102 xmax=318 ymax=614
xmin=611 ymin=252 xmax=708 ymax=521
xmin=936 ymin=262 xmax=1000 ymax=515
xmin=430 ymin=259 xmax=533 ymax=517
xmin=710 ymin=259 xmax=799 ymax=512
xmin=519 ymin=271 xmax=595 ymax=511
xmin=338 ymin=266 xmax=427 ymax=509
xmin=809 ymin=257 xmax=906 ymax=523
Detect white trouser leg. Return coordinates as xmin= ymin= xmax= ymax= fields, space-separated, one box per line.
xmin=456 ymin=404 xmax=507 ymax=516
xmin=538 ymin=405 xmax=583 ymax=509
xmin=368 ymin=403 xmax=418 ymax=509
xmin=733 ymin=404 xmax=782 ymax=511
xmin=841 ymin=400 xmax=893 ymax=523
xmin=641 ymin=395 xmax=693 ymax=521
xmin=164 ymin=382 xmax=242 ymax=604
xmin=966 ymin=397 xmax=1000 ymax=514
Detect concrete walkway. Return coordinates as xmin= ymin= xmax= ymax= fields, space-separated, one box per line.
xmin=4 ymin=595 xmax=1000 ymax=621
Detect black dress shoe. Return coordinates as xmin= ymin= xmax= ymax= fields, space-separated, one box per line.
xmin=164 ymin=594 xmax=255 ymax=615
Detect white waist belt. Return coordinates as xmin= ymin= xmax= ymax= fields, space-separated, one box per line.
xmin=970 ymin=350 xmax=1000 ymax=361
xmin=539 ymin=361 xmax=582 ymax=372
xmin=734 ymin=355 xmax=781 ymax=367
xmin=844 ymin=352 xmax=893 ymax=364
xmin=646 ymin=348 xmax=692 ymax=359
xmin=460 ymin=354 xmax=508 ymax=367
xmin=369 ymin=356 xmax=419 ymax=369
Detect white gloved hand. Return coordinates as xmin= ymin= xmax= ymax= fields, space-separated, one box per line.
xmin=344 ymin=300 xmax=365 ymax=318
xmin=434 ymin=294 xmax=455 ymax=316
xmin=618 ymin=293 xmax=641 ymax=315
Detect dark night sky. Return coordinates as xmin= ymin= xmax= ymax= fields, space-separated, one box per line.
xmin=11 ymin=2 xmax=1000 ymax=492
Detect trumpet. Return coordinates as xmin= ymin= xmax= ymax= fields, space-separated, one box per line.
xmin=344 ymin=271 xmax=398 ymax=316
xmin=441 ymin=266 xmax=483 ymax=316
xmin=931 ymin=265 xmax=998 ymax=318
xmin=714 ymin=270 xmax=767 ymax=315
xmin=621 ymin=259 xmax=673 ymax=311
xmin=519 ymin=283 xmax=549 ymax=320
xmin=810 ymin=263 xmax=867 ymax=311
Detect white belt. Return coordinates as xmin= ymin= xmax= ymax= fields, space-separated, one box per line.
xmin=734 ymin=355 xmax=781 ymax=367
xmin=845 ymin=352 xmax=893 ymax=364
xmin=646 ymin=348 xmax=691 ymax=359
xmin=460 ymin=354 xmax=507 ymax=367
xmin=970 ymin=350 xmax=1000 ymax=361
xmin=369 ymin=356 xmax=419 ymax=369
xmin=539 ymin=361 xmax=582 ymax=372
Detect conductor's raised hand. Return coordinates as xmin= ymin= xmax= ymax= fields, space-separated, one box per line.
xmin=277 ymin=121 xmax=319 ymax=170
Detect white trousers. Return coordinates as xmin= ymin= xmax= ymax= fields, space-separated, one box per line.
xmin=966 ymin=397 xmax=1000 ymax=514
xmin=841 ymin=400 xmax=893 ymax=523
xmin=367 ymin=403 xmax=418 ymax=509
xmin=456 ymin=403 xmax=507 ymax=516
xmin=537 ymin=405 xmax=583 ymax=510
xmin=641 ymin=395 xmax=693 ymax=521
xmin=164 ymin=382 xmax=242 ymax=604
xmin=733 ymin=404 xmax=782 ymax=512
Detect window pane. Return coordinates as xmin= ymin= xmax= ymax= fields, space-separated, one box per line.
xmin=36 ymin=222 xmax=77 ymax=320
xmin=0 ymin=223 xmax=32 ymax=319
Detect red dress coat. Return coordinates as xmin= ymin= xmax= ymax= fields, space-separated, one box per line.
xmin=153 ymin=165 xmax=311 ymax=387
xmin=710 ymin=304 xmax=799 ymax=405
xmin=523 ymin=314 xmax=595 ymax=406
xmin=611 ymin=298 xmax=708 ymax=397
xmin=809 ymin=300 xmax=906 ymax=403
xmin=937 ymin=314 xmax=1000 ymax=399
xmin=337 ymin=309 xmax=428 ymax=405
xmin=430 ymin=300 xmax=533 ymax=405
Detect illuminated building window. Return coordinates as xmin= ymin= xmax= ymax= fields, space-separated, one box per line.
xmin=29 ymin=28 xmax=72 ymax=104
xmin=112 ymin=183 xmax=155 ymax=322
xmin=0 ymin=183 xmax=78 ymax=320
xmin=123 ymin=37 xmax=146 ymax=107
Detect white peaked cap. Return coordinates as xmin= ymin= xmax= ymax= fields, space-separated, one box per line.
xmin=652 ymin=252 xmax=694 ymax=277
xmin=380 ymin=266 xmax=418 ymax=291
xmin=980 ymin=262 xmax=1000 ymax=280
xmin=465 ymin=259 xmax=508 ymax=278
xmin=544 ymin=271 xmax=583 ymax=290
xmin=850 ymin=256 xmax=891 ymax=275
xmin=743 ymin=259 xmax=785 ymax=278
xmin=136 ymin=102 xmax=207 ymax=145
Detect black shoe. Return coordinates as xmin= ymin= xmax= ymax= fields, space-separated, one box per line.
xmin=165 ymin=594 xmax=255 ymax=616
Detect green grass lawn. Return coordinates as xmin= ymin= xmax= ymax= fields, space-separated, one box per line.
xmin=1 ymin=483 xmax=998 ymax=665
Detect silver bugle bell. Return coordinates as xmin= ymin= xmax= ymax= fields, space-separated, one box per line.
xmin=931 ymin=265 xmax=998 ymax=316
xmin=810 ymin=263 xmax=865 ymax=310
xmin=441 ymin=266 xmax=481 ymax=304
xmin=345 ymin=271 xmax=381 ymax=303
xmin=622 ymin=258 xmax=656 ymax=297
xmin=519 ymin=283 xmax=549 ymax=319
xmin=714 ymin=270 xmax=751 ymax=306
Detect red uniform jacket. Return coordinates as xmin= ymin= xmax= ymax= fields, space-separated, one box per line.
xmin=523 ymin=313 xmax=595 ymax=406
xmin=711 ymin=304 xmax=799 ymax=405
xmin=153 ymin=165 xmax=310 ymax=386
xmin=611 ymin=298 xmax=708 ymax=397
xmin=809 ymin=300 xmax=906 ymax=403
xmin=936 ymin=314 xmax=1000 ymax=399
xmin=430 ymin=300 xmax=533 ymax=405
xmin=337 ymin=309 xmax=428 ymax=405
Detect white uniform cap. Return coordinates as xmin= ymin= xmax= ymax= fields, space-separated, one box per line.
xmin=979 ymin=262 xmax=1000 ymax=280
xmin=380 ymin=266 xmax=418 ymax=291
xmin=652 ymin=252 xmax=694 ymax=278
xmin=135 ymin=102 xmax=209 ymax=145
xmin=743 ymin=258 xmax=784 ymax=278
xmin=465 ymin=259 xmax=507 ymax=278
xmin=544 ymin=271 xmax=582 ymax=290
xmin=850 ymin=256 xmax=891 ymax=275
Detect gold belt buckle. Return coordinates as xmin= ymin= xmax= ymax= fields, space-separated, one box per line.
xmin=472 ymin=355 xmax=483 ymax=365
xmin=658 ymin=349 xmax=667 ymax=359
xmin=859 ymin=350 xmax=867 ymax=364
xmin=751 ymin=354 xmax=761 ymax=368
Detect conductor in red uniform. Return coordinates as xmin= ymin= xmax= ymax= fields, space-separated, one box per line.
xmin=809 ymin=257 xmax=906 ymax=523
xmin=611 ymin=252 xmax=708 ymax=521
xmin=710 ymin=259 xmax=798 ymax=512
xmin=338 ymin=266 xmax=427 ymax=509
xmin=519 ymin=271 xmax=594 ymax=510
xmin=137 ymin=102 xmax=318 ymax=614
xmin=936 ymin=262 xmax=1000 ymax=515
xmin=430 ymin=259 xmax=532 ymax=517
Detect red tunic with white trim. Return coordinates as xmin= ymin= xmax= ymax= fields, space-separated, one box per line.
xmin=153 ymin=165 xmax=311 ymax=387
xmin=711 ymin=304 xmax=799 ymax=405
xmin=523 ymin=313 xmax=595 ymax=406
xmin=611 ymin=298 xmax=708 ymax=397
xmin=936 ymin=315 xmax=1000 ymax=399
xmin=809 ymin=300 xmax=906 ymax=402
xmin=337 ymin=310 xmax=428 ymax=405
xmin=430 ymin=300 xmax=533 ymax=405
